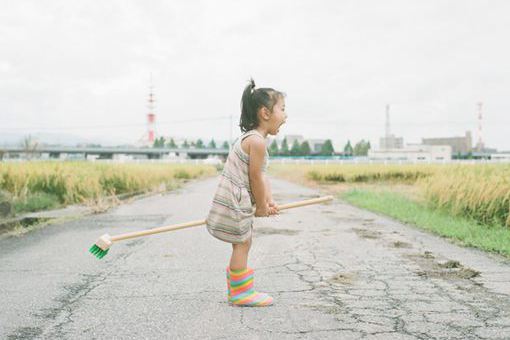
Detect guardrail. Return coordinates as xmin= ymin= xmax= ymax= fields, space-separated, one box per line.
xmin=2 ymin=157 xmax=508 ymax=165
xmin=270 ymin=158 xmax=510 ymax=165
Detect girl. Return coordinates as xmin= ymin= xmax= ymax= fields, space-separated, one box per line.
xmin=206 ymin=79 xmax=287 ymax=307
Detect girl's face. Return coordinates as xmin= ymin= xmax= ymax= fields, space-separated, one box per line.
xmin=268 ymin=97 xmax=287 ymax=135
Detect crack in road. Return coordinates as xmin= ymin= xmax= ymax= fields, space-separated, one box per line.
xmin=3 ymin=177 xmax=510 ymax=339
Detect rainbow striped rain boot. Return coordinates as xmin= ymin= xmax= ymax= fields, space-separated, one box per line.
xmin=226 ymin=266 xmax=231 ymax=302
xmin=228 ymin=267 xmax=273 ymax=307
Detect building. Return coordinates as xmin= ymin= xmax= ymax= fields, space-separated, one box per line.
xmin=422 ymin=131 xmax=472 ymax=155
xmin=379 ymin=135 xmax=404 ymax=149
xmin=368 ymin=144 xmax=452 ymax=162
xmin=307 ymin=139 xmax=326 ymax=154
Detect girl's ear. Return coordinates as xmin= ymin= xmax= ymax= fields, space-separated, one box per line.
xmin=261 ymin=106 xmax=271 ymax=120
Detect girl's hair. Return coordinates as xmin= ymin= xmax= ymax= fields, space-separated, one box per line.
xmin=239 ymin=78 xmax=285 ymax=133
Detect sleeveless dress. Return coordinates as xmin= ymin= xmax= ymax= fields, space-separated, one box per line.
xmin=206 ymin=130 xmax=268 ymax=244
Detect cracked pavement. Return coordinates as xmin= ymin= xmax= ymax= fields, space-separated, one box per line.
xmin=1 ymin=176 xmax=510 ymax=339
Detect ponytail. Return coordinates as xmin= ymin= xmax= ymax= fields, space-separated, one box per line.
xmin=239 ymin=78 xmax=257 ymax=133
xmin=239 ymin=78 xmax=285 ymax=133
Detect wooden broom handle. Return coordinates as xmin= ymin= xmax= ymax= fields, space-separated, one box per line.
xmin=278 ymin=195 xmax=334 ymax=210
xmin=110 ymin=195 xmax=334 ymax=242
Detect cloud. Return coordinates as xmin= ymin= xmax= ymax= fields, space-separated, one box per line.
xmin=1 ymin=0 xmax=509 ymax=150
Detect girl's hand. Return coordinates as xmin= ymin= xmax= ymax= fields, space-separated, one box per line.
xmin=268 ymin=201 xmax=279 ymax=215
xmin=255 ymin=205 xmax=270 ymax=217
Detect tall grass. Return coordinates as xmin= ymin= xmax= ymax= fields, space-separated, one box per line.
xmin=270 ymin=163 xmax=438 ymax=184
xmin=0 ymin=162 xmax=217 ymax=206
xmin=270 ymin=163 xmax=510 ymax=227
xmin=419 ymin=165 xmax=510 ymax=227
xmin=306 ymin=164 xmax=435 ymax=183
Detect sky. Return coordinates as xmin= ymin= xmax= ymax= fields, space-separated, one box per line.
xmin=1 ymin=0 xmax=509 ymax=150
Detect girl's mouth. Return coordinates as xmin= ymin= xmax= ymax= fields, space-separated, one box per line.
xmin=276 ymin=120 xmax=286 ymax=132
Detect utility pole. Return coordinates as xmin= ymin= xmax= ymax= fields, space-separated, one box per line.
xmin=476 ymin=102 xmax=484 ymax=152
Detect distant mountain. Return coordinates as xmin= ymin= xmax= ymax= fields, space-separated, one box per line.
xmin=0 ymin=132 xmax=125 ymax=147
xmin=0 ymin=132 xmax=232 ymax=148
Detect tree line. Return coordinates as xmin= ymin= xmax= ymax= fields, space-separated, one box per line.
xmin=268 ymin=138 xmax=371 ymax=156
xmin=153 ymin=137 xmax=228 ymax=150
xmin=154 ymin=137 xmax=371 ymax=156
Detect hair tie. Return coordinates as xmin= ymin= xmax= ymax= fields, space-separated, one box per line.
xmin=249 ymin=78 xmax=256 ymax=93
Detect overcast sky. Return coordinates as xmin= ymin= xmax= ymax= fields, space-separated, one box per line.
xmin=1 ymin=0 xmax=509 ymax=150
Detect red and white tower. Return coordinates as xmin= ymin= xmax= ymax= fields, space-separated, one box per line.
xmin=147 ymin=75 xmax=156 ymax=144
xmin=476 ymin=102 xmax=484 ymax=152
xmin=138 ymin=75 xmax=157 ymax=146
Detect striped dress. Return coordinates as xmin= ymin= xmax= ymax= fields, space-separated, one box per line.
xmin=206 ymin=130 xmax=268 ymax=244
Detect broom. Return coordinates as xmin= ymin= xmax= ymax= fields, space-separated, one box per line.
xmin=89 ymin=195 xmax=333 ymax=259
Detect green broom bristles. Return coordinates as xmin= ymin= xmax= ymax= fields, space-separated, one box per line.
xmin=89 ymin=244 xmax=109 ymax=259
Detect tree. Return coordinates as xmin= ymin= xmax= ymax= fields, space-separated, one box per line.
xmin=300 ymin=141 xmax=311 ymax=156
xmin=353 ymin=139 xmax=371 ymax=156
xmin=222 ymin=141 xmax=230 ymax=149
xmin=344 ymin=140 xmax=353 ymax=156
xmin=353 ymin=141 xmax=362 ymax=156
xmin=320 ymin=139 xmax=334 ymax=156
xmin=269 ymin=140 xmax=279 ymax=156
xmin=290 ymin=140 xmax=301 ymax=156
xmin=153 ymin=136 xmax=165 ymax=148
xmin=182 ymin=139 xmax=190 ymax=148
xmin=195 ymin=139 xmax=204 ymax=149
xmin=280 ymin=138 xmax=289 ymax=156
xmin=167 ymin=138 xmax=177 ymax=148
xmin=208 ymin=139 xmax=217 ymax=149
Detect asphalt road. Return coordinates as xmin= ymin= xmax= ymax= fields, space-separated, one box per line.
xmin=1 ymin=176 xmax=510 ymax=339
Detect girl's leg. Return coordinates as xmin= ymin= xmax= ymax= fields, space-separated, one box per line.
xmin=229 ymin=236 xmax=252 ymax=270
xmin=227 ymin=236 xmax=273 ymax=306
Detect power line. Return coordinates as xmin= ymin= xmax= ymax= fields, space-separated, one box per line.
xmin=0 ymin=116 xmax=231 ymax=131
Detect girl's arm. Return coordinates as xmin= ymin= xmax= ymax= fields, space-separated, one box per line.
xmin=265 ymin=175 xmax=279 ymax=215
xmin=265 ymin=175 xmax=273 ymax=204
xmin=248 ymin=137 xmax=269 ymax=216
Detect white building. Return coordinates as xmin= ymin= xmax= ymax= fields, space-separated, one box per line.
xmin=491 ymin=153 xmax=510 ymax=161
xmin=369 ymin=144 xmax=452 ymax=162
xmin=307 ymin=139 xmax=326 ymax=154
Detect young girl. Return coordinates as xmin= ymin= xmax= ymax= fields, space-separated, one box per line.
xmin=206 ymin=79 xmax=287 ymax=307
